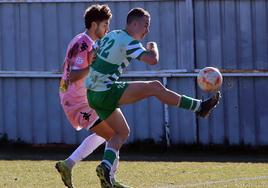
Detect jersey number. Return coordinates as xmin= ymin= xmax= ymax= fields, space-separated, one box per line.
xmin=99 ymin=37 xmax=115 ymax=58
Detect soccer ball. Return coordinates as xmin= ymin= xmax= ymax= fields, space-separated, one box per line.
xmin=197 ymin=67 xmax=223 ymax=93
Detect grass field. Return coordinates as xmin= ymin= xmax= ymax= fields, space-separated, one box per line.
xmin=1 ymin=147 xmax=268 ymax=188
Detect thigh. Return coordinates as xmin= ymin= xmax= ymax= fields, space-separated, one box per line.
xmin=90 ymin=120 xmax=115 ymax=141
xmin=119 ymin=81 xmax=155 ymax=105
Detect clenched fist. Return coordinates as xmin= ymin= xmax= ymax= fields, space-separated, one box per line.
xmin=146 ymin=42 xmax=157 ymax=50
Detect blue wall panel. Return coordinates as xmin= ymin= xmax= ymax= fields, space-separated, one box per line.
xmin=194 ymin=0 xmax=268 ymax=146
xmin=222 ymin=78 xmax=240 ymax=145
xmin=256 ymin=78 xmax=268 ymax=145
xmin=17 ymin=79 xmax=33 ymax=143
xmin=0 ymin=0 xmax=267 ymax=146
xmin=3 ymin=79 xmax=17 ymax=140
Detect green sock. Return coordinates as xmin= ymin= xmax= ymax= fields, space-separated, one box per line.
xmin=178 ymin=95 xmax=201 ymax=112
xmin=102 ymin=148 xmax=117 ymax=169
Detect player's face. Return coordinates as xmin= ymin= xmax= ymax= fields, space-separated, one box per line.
xmin=136 ymin=16 xmax=150 ymax=40
xmin=95 ymin=19 xmax=110 ymax=39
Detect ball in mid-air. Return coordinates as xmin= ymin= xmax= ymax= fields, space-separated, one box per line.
xmin=197 ymin=67 xmax=223 ymax=93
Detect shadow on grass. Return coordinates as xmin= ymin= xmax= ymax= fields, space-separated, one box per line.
xmin=1 ymin=139 xmax=268 ymax=163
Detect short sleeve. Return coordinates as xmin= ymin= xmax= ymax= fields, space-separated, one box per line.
xmin=126 ymin=40 xmax=146 ymax=60
xmin=72 ymin=38 xmax=93 ymax=70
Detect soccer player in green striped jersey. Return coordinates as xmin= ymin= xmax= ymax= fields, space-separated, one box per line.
xmin=85 ymin=7 xmax=220 ymax=188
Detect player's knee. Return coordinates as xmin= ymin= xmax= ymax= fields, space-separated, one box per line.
xmin=149 ymin=80 xmax=165 ymax=92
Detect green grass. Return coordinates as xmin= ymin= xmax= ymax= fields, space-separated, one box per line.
xmin=1 ymin=155 xmax=268 ymax=188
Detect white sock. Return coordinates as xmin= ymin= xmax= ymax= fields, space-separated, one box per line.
xmin=68 ymin=133 xmax=105 ymax=164
xmin=105 ymin=143 xmax=120 ymax=180
xmin=110 ymin=153 xmax=119 ymax=180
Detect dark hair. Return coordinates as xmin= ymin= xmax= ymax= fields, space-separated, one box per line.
xmin=84 ymin=4 xmax=112 ymax=29
xmin=126 ymin=8 xmax=150 ymax=25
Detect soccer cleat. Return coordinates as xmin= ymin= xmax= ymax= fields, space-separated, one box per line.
xmin=111 ymin=178 xmax=131 ymax=188
xmin=96 ymin=163 xmax=113 ymax=188
xmin=55 ymin=161 xmax=74 ymax=188
xmin=196 ymin=91 xmax=221 ymax=118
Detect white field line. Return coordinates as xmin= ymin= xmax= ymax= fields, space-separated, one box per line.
xmin=157 ymin=175 xmax=268 ymax=188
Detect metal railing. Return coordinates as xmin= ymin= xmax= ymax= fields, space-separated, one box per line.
xmin=1 ymin=70 xmax=268 ymax=78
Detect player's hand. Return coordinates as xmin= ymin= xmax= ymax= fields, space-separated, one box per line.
xmin=140 ymin=42 xmax=159 ymax=65
xmin=146 ymin=42 xmax=157 ymax=50
xmin=88 ymin=50 xmax=97 ymax=65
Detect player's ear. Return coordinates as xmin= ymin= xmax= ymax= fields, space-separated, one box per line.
xmin=130 ymin=20 xmax=137 ymax=27
xmin=91 ymin=21 xmax=98 ymax=29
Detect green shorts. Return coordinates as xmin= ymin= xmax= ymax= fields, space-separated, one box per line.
xmin=87 ymin=82 xmax=128 ymax=120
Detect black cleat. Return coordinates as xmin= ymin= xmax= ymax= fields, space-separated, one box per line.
xmin=96 ymin=163 xmax=112 ymax=188
xmin=196 ymin=91 xmax=221 ymax=118
xmin=55 ymin=161 xmax=74 ymax=188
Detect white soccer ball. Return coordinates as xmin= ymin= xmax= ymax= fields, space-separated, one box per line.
xmin=197 ymin=67 xmax=223 ymax=93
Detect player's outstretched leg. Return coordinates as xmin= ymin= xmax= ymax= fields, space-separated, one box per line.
xmin=196 ymin=91 xmax=221 ymax=118
xmin=55 ymin=160 xmax=73 ymax=188
xmin=96 ymin=162 xmax=113 ymax=188
xmin=119 ymin=81 xmax=221 ymax=118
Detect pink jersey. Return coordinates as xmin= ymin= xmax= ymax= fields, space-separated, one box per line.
xmin=59 ymin=32 xmax=99 ymax=130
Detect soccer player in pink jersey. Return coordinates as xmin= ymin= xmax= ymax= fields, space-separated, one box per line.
xmin=55 ymin=4 xmax=128 ymax=188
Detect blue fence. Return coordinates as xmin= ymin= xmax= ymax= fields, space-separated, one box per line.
xmin=0 ymin=0 xmax=267 ymax=146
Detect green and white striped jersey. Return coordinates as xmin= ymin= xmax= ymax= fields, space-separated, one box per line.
xmin=85 ymin=30 xmax=146 ymax=91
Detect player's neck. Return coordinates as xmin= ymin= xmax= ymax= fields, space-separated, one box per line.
xmin=85 ymin=29 xmax=97 ymax=42
xmin=125 ymin=27 xmax=139 ymax=40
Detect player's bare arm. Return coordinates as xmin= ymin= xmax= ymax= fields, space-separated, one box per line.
xmin=69 ymin=67 xmax=89 ymax=83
